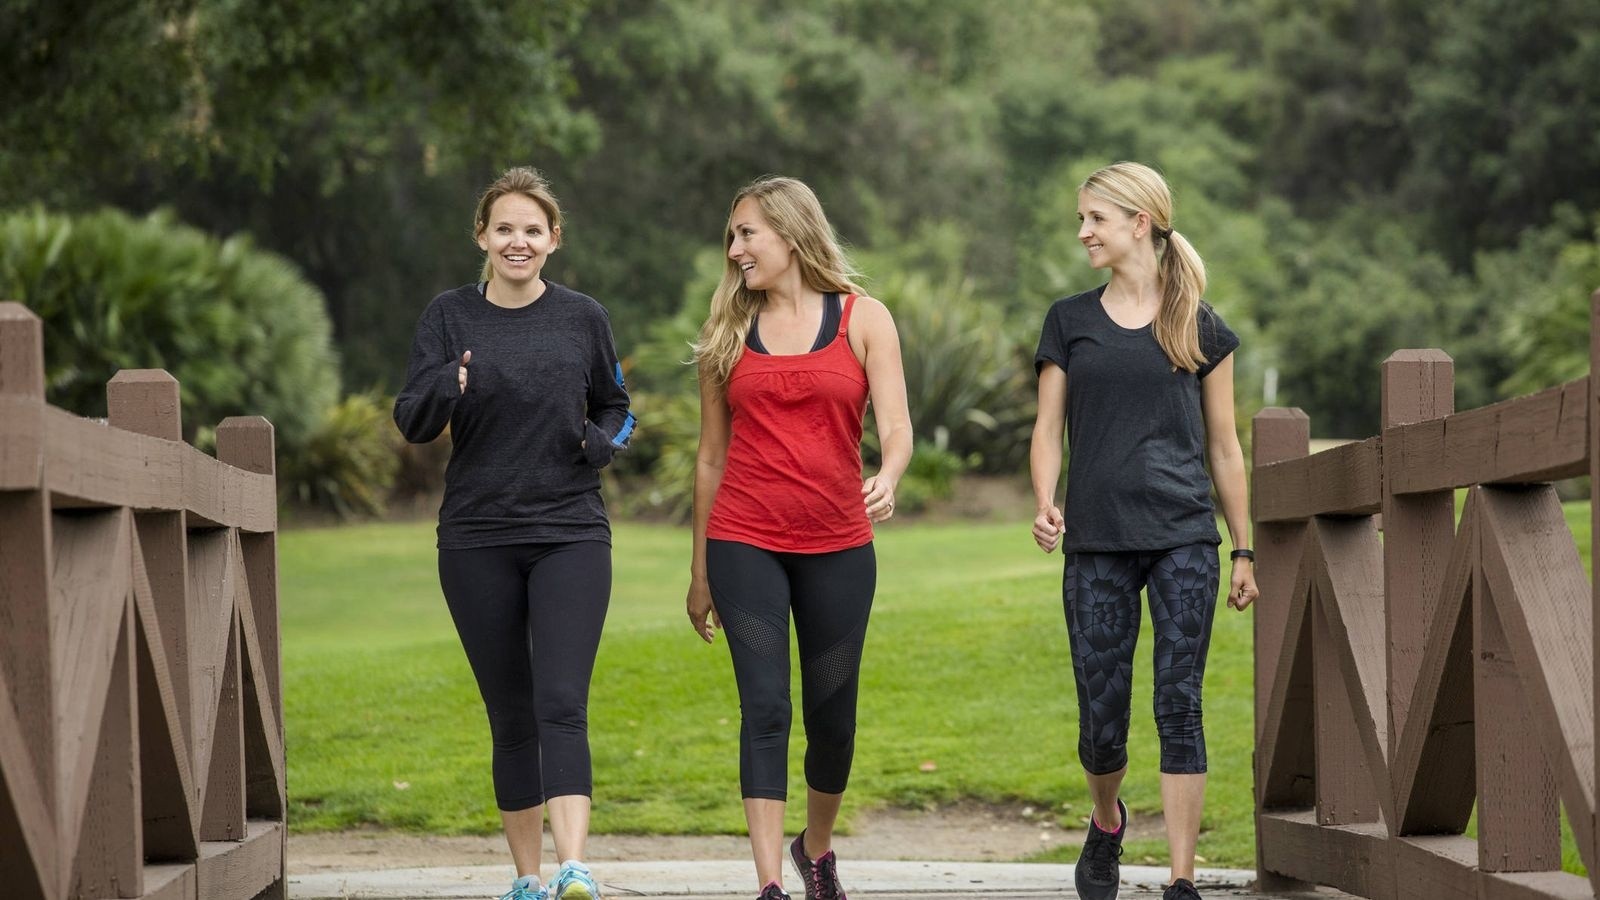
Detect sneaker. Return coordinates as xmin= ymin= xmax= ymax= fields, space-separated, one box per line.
xmin=757 ymin=881 xmax=791 ymax=900
xmin=549 ymin=861 xmax=600 ymax=900
xmin=1163 ymin=878 xmax=1202 ymax=900
xmin=789 ymin=830 xmax=848 ymax=900
xmin=500 ymin=874 xmax=547 ymax=900
xmin=1074 ymin=797 xmax=1127 ymax=900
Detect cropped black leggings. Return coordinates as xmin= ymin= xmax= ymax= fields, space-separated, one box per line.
xmin=706 ymin=539 xmax=876 ymax=800
xmin=1063 ymin=542 xmax=1219 ymax=776
xmin=438 ymin=541 xmax=611 ymax=811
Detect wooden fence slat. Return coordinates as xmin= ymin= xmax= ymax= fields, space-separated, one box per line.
xmin=195 ymin=821 xmax=283 ymax=900
xmin=1259 ymin=810 xmax=1396 ymax=900
xmin=1391 ymin=491 xmax=1478 ymax=835
xmin=132 ymin=550 xmax=200 ymax=860
xmin=1591 ymin=287 xmax=1600 ymax=889
xmin=1253 ymin=436 xmax=1383 ymax=523
xmin=1387 ymin=377 xmax=1588 ymax=495
xmin=1256 ymin=541 xmax=1317 ymax=809
xmin=1475 ymin=560 xmax=1562 ymax=873
xmin=185 ymin=531 xmax=233 ymax=806
xmin=1476 ymin=486 xmax=1596 ymax=876
xmin=1311 ymin=517 xmax=1390 ymax=826
xmin=0 ymin=638 xmax=56 ymax=900
xmin=50 ymin=510 xmax=132 ymax=868
xmin=232 ymin=546 xmax=285 ymax=819
xmin=199 ymin=613 xmax=245 ymax=842
xmin=69 ymin=597 xmax=141 ymax=900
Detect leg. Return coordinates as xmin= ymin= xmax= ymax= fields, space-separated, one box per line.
xmin=526 ymin=541 xmax=613 ymax=864
xmin=1063 ymin=551 xmax=1144 ymax=829
xmin=438 ymin=546 xmax=546 ymax=877
xmin=708 ymin=540 xmax=795 ymax=889
xmin=788 ymin=542 xmax=876 ymax=857
xmin=1145 ymin=543 xmax=1220 ymax=884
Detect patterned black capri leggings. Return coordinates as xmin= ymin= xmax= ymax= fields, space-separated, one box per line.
xmin=1063 ymin=542 xmax=1219 ymax=776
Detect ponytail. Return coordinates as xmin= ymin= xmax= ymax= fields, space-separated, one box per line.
xmin=1154 ymin=229 xmax=1207 ymax=373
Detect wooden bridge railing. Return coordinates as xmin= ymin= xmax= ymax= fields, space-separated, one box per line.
xmin=1251 ymin=290 xmax=1600 ymax=900
xmin=0 ymin=302 xmax=285 ymax=900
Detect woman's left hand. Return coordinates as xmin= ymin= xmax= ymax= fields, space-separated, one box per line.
xmin=862 ymin=474 xmax=897 ymax=523
xmin=1229 ymin=560 xmax=1258 ymax=611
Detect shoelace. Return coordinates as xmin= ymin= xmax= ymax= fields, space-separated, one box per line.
xmin=812 ymin=853 xmax=843 ymax=900
xmin=1080 ymin=832 xmax=1124 ymax=881
xmin=500 ymin=884 xmax=542 ymax=900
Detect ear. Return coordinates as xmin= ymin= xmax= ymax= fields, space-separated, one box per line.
xmin=550 ymin=224 xmax=562 ymax=251
xmin=1133 ymin=210 xmax=1150 ymax=237
xmin=476 ymin=229 xmax=488 ymax=252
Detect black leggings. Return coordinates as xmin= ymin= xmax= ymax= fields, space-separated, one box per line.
xmin=438 ymin=541 xmax=611 ymax=810
xmin=1063 ymin=542 xmax=1219 ymax=776
xmin=706 ymin=539 xmax=876 ymax=800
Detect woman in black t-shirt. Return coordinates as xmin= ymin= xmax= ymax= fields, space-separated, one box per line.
xmin=1028 ymin=162 xmax=1256 ymax=900
xmin=394 ymin=167 xmax=633 ymax=900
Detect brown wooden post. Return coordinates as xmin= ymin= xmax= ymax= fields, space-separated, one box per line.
xmin=1252 ymin=407 xmax=1314 ymax=891
xmin=1591 ymin=286 xmax=1600 ymax=879
xmin=1379 ymin=350 xmax=1456 ymax=835
xmin=0 ymin=302 xmax=57 ymax=900
xmin=216 ymin=416 xmax=282 ymax=893
xmin=108 ymin=370 xmax=198 ymax=858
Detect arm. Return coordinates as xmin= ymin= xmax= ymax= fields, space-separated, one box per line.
xmin=686 ymin=362 xmax=732 ymax=643
xmin=1200 ymin=354 xmax=1257 ymax=610
xmin=851 ymin=297 xmax=913 ymax=522
xmin=392 ymin=312 xmax=462 ymax=444
xmin=583 ymin=313 xmax=635 ymax=468
xmin=1030 ymin=363 xmax=1068 ymax=552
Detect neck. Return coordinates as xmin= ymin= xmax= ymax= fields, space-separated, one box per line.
xmin=485 ymin=275 xmax=547 ymax=308
xmin=1106 ymin=254 xmax=1160 ymax=305
xmin=761 ymin=271 xmax=820 ymax=314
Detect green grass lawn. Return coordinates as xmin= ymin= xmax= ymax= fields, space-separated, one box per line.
xmin=280 ymin=500 xmax=1594 ymax=871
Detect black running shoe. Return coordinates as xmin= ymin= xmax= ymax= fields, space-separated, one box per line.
xmin=757 ymin=881 xmax=790 ymax=900
xmin=789 ymin=831 xmax=848 ymax=900
xmin=1074 ymin=797 xmax=1127 ymax=900
xmin=1163 ymin=877 xmax=1202 ymax=900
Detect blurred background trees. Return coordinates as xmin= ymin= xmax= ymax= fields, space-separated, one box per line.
xmin=4 ymin=0 xmax=1597 ymax=518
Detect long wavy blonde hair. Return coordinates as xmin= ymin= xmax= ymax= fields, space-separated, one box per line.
xmin=692 ymin=176 xmax=863 ymax=384
xmin=472 ymin=166 xmax=564 ymax=282
xmin=1081 ymin=162 xmax=1208 ymax=372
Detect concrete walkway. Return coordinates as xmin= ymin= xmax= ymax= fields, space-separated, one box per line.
xmin=288 ymin=859 xmax=1278 ymax=899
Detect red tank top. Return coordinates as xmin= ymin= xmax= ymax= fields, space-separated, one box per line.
xmin=707 ymin=294 xmax=873 ymax=553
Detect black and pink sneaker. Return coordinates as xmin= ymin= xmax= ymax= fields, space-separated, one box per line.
xmin=757 ymin=881 xmax=790 ymax=900
xmin=789 ymin=831 xmax=848 ymax=900
xmin=1074 ymin=797 xmax=1127 ymax=900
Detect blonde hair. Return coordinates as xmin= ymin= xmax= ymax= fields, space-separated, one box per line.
xmin=692 ymin=176 xmax=863 ymax=384
xmin=1081 ymin=162 xmax=1208 ymax=372
xmin=472 ymin=166 xmax=563 ymax=282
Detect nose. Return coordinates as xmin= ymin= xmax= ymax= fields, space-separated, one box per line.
xmin=728 ymin=239 xmax=743 ymax=261
xmin=1077 ymin=221 xmax=1092 ymax=241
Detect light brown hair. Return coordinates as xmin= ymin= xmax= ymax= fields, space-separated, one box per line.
xmin=692 ymin=176 xmax=862 ymax=384
xmin=472 ymin=166 xmax=563 ymax=282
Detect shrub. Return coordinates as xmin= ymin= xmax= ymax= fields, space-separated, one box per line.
xmin=279 ymin=393 xmax=401 ymax=519
xmin=0 ymin=205 xmax=339 ymax=447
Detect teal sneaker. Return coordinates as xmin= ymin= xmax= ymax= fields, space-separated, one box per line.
xmin=500 ymin=874 xmax=547 ymax=900
xmin=549 ymin=860 xmax=601 ymax=900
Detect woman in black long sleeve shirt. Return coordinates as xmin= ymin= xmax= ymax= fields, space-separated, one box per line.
xmin=394 ymin=167 xmax=632 ymax=900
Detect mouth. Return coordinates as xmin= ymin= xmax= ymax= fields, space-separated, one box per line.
xmin=739 ymin=262 xmax=755 ymax=273
xmin=504 ymin=254 xmax=532 ymax=264
xmin=1084 ymin=242 xmax=1104 ymax=254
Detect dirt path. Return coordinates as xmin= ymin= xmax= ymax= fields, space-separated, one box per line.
xmin=288 ymin=802 xmax=1168 ymax=873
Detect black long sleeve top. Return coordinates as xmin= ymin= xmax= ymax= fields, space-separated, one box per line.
xmin=393 ymin=280 xmax=634 ymax=549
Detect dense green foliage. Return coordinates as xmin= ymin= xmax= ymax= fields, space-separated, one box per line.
xmin=6 ymin=0 xmax=1599 ymax=443
xmin=0 ymin=206 xmax=337 ymax=445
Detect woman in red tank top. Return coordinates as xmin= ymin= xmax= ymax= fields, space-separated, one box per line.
xmin=685 ymin=177 xmax=913 ymax=900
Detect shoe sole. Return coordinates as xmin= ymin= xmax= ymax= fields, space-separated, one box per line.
xmin=557 ymin=885 xmax=595 ymax=900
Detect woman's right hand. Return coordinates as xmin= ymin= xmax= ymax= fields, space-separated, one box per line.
xmin=457 ymin=350 xmax=472 ymax=394
xmin=687 ymin=576 xmax=720 ymax=643
xmin=1033 ymin=505 xmax=1065 ymax=553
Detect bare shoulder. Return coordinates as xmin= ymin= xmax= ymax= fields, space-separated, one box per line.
xmin=849 ymin=294 xmax=897 ymax=333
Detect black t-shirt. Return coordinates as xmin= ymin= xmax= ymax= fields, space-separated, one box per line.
xmin=1033 ymin=284 xmax=1239 ymax=553
xmin=393 ymin=281 xmax=633 ymax=550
